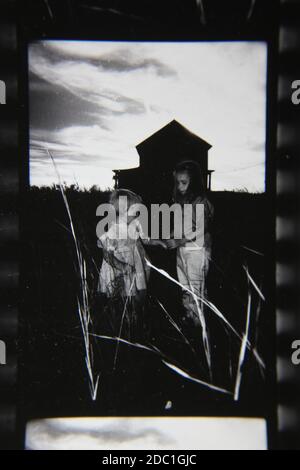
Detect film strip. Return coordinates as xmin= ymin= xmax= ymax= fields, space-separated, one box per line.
xmin=0 ymin=0 xmax=297 ymax=450
xmin=0 ymin=0 xmax=19 ymax=450
xmin=277 ymin=0 xmax=300 ymax=450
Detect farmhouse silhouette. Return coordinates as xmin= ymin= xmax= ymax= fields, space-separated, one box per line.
xmin=114 ymin=119 xmax=214 ymax=204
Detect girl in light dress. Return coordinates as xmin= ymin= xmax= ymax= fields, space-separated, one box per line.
xmin=97 ymin=189 xmax=165 ymax=341
xmin=166 ymin=161 xmax=214 ymax=326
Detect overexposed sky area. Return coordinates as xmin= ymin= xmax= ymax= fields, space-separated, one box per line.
xmin=29 ymin=40 xmax=267 ymax=192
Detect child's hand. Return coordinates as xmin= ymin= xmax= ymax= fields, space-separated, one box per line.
xmin=165 ymin=239 xmax=178 ymax=250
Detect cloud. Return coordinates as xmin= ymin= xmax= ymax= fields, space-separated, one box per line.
xmin=30 ymin=124 xmax=139 ymax=188
xmin=43 ymin=42 xmax=177 ymax=77
xmin=29 ymin=73 xmax=108 ymax=131
xmin=29 ymin=41 xmax=267 ymax=191
xmin=29 ymin=46 xmax=147 ymax=123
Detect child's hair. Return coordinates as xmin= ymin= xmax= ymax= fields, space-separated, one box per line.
xmin=173 ymin=160 xmax=206 ymax=203
xmin=109 ymin=188 xmax=142 ymax=215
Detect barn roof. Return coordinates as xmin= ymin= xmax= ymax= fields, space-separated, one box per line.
xmin=136 ymin=119 xmax=212 ymax=154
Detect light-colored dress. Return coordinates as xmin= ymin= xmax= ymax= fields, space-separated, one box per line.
xmin=176 ymin=196 xmax=214 ymax=321
xmin=98 ymin=219 xmax=150 ymax=298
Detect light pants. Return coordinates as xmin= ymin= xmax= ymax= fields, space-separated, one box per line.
xmin=176 ymin=247 xmax=210 ymax=324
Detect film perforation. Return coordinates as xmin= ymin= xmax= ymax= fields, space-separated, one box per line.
xmin=0 ymin=0 xmax=19 ymax=450
xmin=277 ymin=0 xmax=300 ymax=450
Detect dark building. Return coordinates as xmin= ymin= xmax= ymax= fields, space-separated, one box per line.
xmin=113 ymin=119 xmax=214 ymax=204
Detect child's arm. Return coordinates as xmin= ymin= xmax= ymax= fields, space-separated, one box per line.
xmin=164 ymin=237 xmax=187 ymax=250
xmin=163 ymin=227 xmax=188 ymax=249
xmin=135 ymin=220 xmax=167 ymax=249
xmin=165 ymin=197 xmax=213 ymax=250
xmin=186 ymin=197 xmax=214 ymax=248
xmin=142 ymin=238 xmax=167 ymax=249
xmin=97 ymin=238 xmax=134 ymax=272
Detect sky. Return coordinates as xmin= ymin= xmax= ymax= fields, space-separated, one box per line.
xmin=29 ymin=40 xmax=267 ymax=192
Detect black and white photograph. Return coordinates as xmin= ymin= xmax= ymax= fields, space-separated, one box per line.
xmin=2 ymin=0 xmax=300 ymax=453
xmin=22 ymin=39 xmax=271 ymax=449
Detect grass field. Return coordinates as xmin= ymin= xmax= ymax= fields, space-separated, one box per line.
xmin=20 ymin=186 xmax=271 ymax=421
